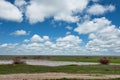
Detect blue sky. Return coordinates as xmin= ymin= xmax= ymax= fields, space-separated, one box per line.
xmin=0 ymin=0 xmax=120 ymax=55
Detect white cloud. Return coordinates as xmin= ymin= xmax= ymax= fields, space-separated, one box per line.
xmin=1 ymin=33 xmax=119 ymax=55
xmin=0 ymin=0 xmax=23 ymax=22
xmin=30 ymin=34 xmax=50 ymax=43
xmin=44 ymin=41 xmax=52 ymax=46
xmin=87 ymin=4 xmax=115 ymax=15
xmin=0 ymin=0 xmax=116 ymax=25
xmin=43 ymin=36 xmax=50 ymax=41
xmin=14 ymin=0 xmax=27 ymax=7
xmin=10 ymin=30 xmax=29 ymax=36
xmin=74 ymin=17 xmax=111 ymax=34
xmin=0 ymin=43 xmax=18 ymax=48
xmin=88 ymin=33 xmax=96 ymax=39
xmin=57 ymin=35 xmax=82 ymax=44
xmin=0 ymin=34 xmax=84 ymax=55
xmin=66 ymin=26 xmax=73 ymax=30
xmin=56 ymin=35 xmax=82 ymax=49
xmin=85 ymin=19 xmax=120 ymax=53
xmin=23 ymin=39 xmax=30 ymax=43
xmin=0 ymin=43 xmax=19 ymax=55
xmin=26 ymin=0 xmax=89 ymax=24
xmin=30 ymin=34 xmax=44 ymax=43
xmin=74 ymin=17 xmax=120 ymax=54
xmin=66 ymin=32 xmax=71 ymax=35
xmin=14 ymin=0 xmax=27 ymax=12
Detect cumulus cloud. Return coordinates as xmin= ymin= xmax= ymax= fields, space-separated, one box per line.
xmin=74 ymin=17 xmax=111 ymax=34
xmin=0 ymin=43 xmax=18 ymax=48
xmin=87 ymin=4 xmax=115 ymax=15
xmin=85 ymin=19 xmax=120 ymax=53
xmin=0 ymin=0 xmax=116 ymax=24
xmin=43 ymin=36 xmax=50 ymax=41
xmin=66 ymin=32 xmax=71 ymax=35
xmin=88 ymin=33 xmax=96 ymax=39
xmin=23 ymin=39 xmax=30 ymax=43
xmin=14 ymin=0 xmax=27 ymax=7
xmin=10 ymin=30 xmax=30 ymax=36
xmin=0 ymin=43 xmax=19 ymax=55
xmin=24 ymin=34 xmax=50 ymax=43
xmin=0 ymin=0 xmax=119 ymax=55
xmin=66 ymin=26 xmax=73 ymax=30
xmin=74 ymin=17 xmax=120 ymax=54
xmin=25 ymin=0 xmax=89 ymax=24
xmin=56 ymin=35 xmax=82 ymax=49
xmin=0 ymin=34 xmax=84 ymax=55
xmin=57 ymin=35 xmax=82 ymax=44
xmin=1 ymin=32 xmax=120 ymax=55
xmin=14 ymin=0 xmax=27 ymax=12
xmin=0 ymin=0 xmax=23 ymax=22
xmin=30 ymin=34 xmax=44 ymax=43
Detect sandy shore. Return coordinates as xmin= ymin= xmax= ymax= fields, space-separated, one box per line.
xmin=0 ymin=73 xmax=120 ymax=80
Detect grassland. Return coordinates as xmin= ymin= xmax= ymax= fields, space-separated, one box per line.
xmin=0 ymin=56 xmax=120 ymax=63
xmin=48 ymin=56 xmax=120 ymax=63
xmin=0 ymin=56 xmax=120 ymax=79
xmin=0 ymin=64 xmax=120 ymax=74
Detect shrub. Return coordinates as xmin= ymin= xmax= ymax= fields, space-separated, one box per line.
xmin=99 ymin=57 xmax=109 ymax=65
xmin=13 ymin=57 xmax=25 ymax=64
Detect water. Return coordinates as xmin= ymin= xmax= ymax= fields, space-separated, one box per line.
xmin=0 ymin=60 xmax=98 ymax=66
xmin=0 ymin=60 xmax=13 ymax=64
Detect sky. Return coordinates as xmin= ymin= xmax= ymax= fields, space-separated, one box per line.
xmin=0 ymin=0 xmax=120 ymax=55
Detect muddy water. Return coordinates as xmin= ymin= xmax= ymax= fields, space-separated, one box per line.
xmin=26 ymin=60 xmax=98 ymax=66
xmin=0 ymin=60 xmax=98 ymax=66
xmin=0 ymin=60 xmax=13 ymax=64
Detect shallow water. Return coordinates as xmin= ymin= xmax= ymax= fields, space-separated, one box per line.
xmin=0 ymin=60 xmax=98 ymax=66
xmin=0 ymin=60 xmax=13 ymax=64
xmin=26 ymin=60 xmax=98 ymax=66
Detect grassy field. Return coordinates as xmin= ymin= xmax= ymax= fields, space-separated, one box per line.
xmin=48 ymin=56 xmax=120 ymax=63
xmin=0 ymin=64 xmax=120 ymax=74
xmin=0 ymin=56 xmax=120 ymax=63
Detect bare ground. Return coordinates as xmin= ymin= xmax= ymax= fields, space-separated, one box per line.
xmin=0 ymin=73 xmax=120 ymax=80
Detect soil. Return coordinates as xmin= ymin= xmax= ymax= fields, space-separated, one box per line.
xmin=0 ymin=73 xmax=120 ymax=80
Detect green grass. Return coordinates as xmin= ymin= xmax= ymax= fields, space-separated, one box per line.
xmin=1 ymin=56 xmax=120 ymax=64
xmin=48 ymin=56 xmax=120 ymax=64
xmin=0 ymin=64 xmax=120 ymax=74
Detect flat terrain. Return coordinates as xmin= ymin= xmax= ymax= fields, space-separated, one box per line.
xmin=0 ymin=73 xmax=120 ymax=80
xmin=0 ymin=60 xmax=99 ymax=66
xmin=0 ymin=56 xmax=120 ymax=79
xmin=0 ymin=56 xmax=120 ymax=63
xmin=0 ymin=64 xmax=120 ymax=74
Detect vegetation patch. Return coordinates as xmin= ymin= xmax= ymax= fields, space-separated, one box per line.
xmin=0 ymin=64 xmax=120 ymax=74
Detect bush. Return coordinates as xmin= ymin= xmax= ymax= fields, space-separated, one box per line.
xmin=99 ymin=57 xmax=109 ymax=65
xmin=13 ymin=57 xmax=25 ymax=64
